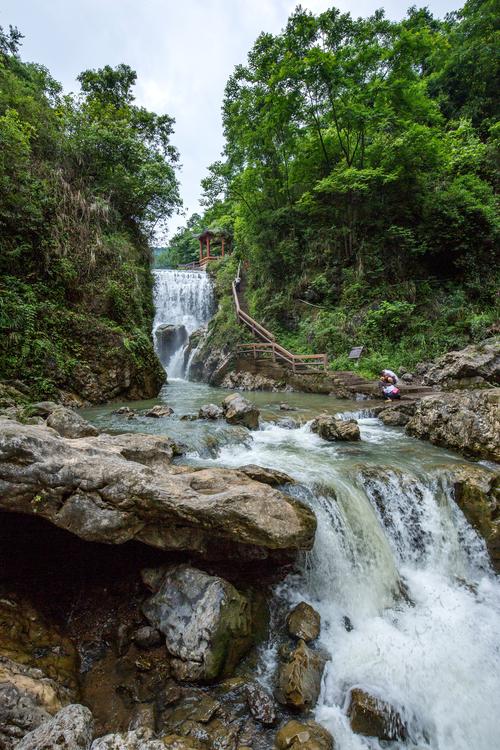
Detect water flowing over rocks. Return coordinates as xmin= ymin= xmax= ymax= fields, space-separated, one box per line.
xmin=222 ymin=392 xmax=260 ymax=429
xmin=142 ymin=565 xmax=254 ymax=682
xmin=155 ymin=324 xmax=188 ymax=369
xmin=0 ymin=419 xmax=315 ymax=557
xmin=310 ymin=415 xmax=360 ymax=441
xmin=347 ymin=688 xmax=407 ymax=741
xmin=405 ymin=388 xmax=500 ymax=461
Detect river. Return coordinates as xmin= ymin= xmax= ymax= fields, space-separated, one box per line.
xmin=83 ymin=376 xmax=500 ymax=750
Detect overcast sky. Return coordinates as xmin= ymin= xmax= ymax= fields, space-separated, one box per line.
xmin=3 ymin=0 xmax=461 ymax=240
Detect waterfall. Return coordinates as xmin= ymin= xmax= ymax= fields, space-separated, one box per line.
xmin=153 ymin=269 xmax=215 ymax=378
xmin=187 ymin=416 xmax=500 ymax=750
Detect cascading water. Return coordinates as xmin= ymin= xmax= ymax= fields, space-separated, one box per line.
xmin=83 ymin=384 xmax=500 ymax=750
xmin=153 ymin=269 xmax=215 ymax=378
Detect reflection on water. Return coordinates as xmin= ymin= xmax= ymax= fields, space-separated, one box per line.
xmin=83 ymin=379 xmax=500 ymax=750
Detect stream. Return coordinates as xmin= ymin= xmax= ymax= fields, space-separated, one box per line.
xmin=83 ymin=378 xmax=500 ymax=750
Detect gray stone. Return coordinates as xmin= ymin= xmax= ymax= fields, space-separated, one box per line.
xmin=222 ymin=392 xmax=260 ymax=429
xmin=133 ymin=626 xmax=163 ymax=649
xmin=91 ymin=728 xmax=164 ymax=750
xmin=311 ymin=415 xmax=360 ymax=441
xmin=0 ymin=420 xmax=316 ymax=557
xmin=142 ymin=565 xmax=253 ymax=682
xmin=90 ymin=432 xmax=183 ymax=471
xmin=198 ymin=403 xmax=224 ymax=420
xmin=422 ymin=338 xmax=500 ymax=389
xmin=144 ymin=404 xmax=174 ymax=418
xmin=46 ymin=406 xmax=98 ymax=438
xmin=16 ymin=704 xmax=94 ymax=750
xmin=406 ymin=388 xmax=500 ymax=461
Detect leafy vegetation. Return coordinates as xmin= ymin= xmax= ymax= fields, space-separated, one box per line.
xmin=0 ymin=27 xmax=180 ymax=398
xmin=192 ymin=0 xmax=499 ymax=375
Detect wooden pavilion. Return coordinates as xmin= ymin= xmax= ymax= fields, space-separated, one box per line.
xmin=198 ymin=229 xmax=230 ymax=267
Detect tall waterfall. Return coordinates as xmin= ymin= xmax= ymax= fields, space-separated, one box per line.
xmin=153 ymin=269 xmax=215 ymax=378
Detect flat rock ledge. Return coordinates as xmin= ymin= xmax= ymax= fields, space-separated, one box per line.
xmin=0 ymin=419 xmax=316 ymax=559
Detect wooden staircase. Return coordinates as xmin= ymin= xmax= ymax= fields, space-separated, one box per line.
xmin=232 ymin=266 xmax=328 ymax=374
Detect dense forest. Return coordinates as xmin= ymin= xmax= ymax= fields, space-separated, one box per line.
xmin=176 ymin=0 xmax=499 ymax=374
xmin=0 ymin=26 xmax=180 ymax=399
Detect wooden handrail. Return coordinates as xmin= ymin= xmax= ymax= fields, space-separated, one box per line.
xmin=232 ymin=275 xmax=328 ymax=372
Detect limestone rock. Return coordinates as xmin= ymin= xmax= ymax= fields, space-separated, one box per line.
xmin=277 ymin=640 xmax=326 ymax=711
xmin=222 ymin=392 xmax=260 ymax=429
xmin=245 ymin=681 xmax=276 ymax=725
xmin=221 ymin=370 xmax=284 ymax=392
xmin=406 ymin=388 xmax=500 ymax=461
xmin=46 ymin=405 xmax=99 ymax=438
xmin=88 ymin=432 xmax=184 ymax=471
xmin=16 ymin=704 xmax=94 ymax=750
xmin=275 ymin=719 xmax=334 ymax=749
xmin=0 ymin=419 xmax=316 ymax=557
xmin=91 ymin=727 xmax=164 ymax=749
xmin=28 ymin=401 xmax=60 ymax=417
xmin=144 ymin=404 xmax=174 ymax=418
xmin=450 ymin=464 xmax=500 ymax=571
xmin=422 ymin=338 xmax=500 ymax=389
xmin=198 ymin=403 xmax=224 ymax=420
xmin=348 ymin=688 xmax=406 ymax=741
xmin=378 ymin=401 xmax=416 ymax=427
xmin=239 ymin=464 xmax=295 ymax=486
xmin=112 ymin=406 xmax=137 ymax=418
xmin=311 ymin=415 xmax=360 ymax=441
xmin=142 ymin=565 xmax=253 ymax=682
xmin=286 ymin=602 xmax=321 ymax=642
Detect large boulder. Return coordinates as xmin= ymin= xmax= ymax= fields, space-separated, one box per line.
xmin=378 ymin=401 xmax=416 ymax=427
xmin=0 ymin=419 xmax=316 ymax=558
xmin=311 ymin=415 xmax=360 ymax=441
xmin=142 ymin=565 xmax=253 ymax=682
xmin=422 ymin=338 xmax=500 ymax=389
xmin=46 ymin=406 xmax=98 ymax=438
xmin=277 ymin=640 xmax=326 ymax=712
xmin=450 ymin=464 xmax=500 ymax=571
xmin=286 ymin=602 xmax=321 ymax=642
xmin=239 ymin=464 xmax=295 ymax=486
xmin=222 ymin=392 xmax=260 ymax=429
xmin=347 ymin=688 xmax=407 ymax=741
xmin=275 ymin=719 xmax=334 ymax=749
xmin=15 ymin=704 xmax=94 ymax=750
xmin=405 ymin=388 xmax=500 ymax=461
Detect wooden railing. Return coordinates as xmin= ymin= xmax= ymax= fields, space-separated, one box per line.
xmin=178 ymin=260 xmax=202 ymax=271
xmin=232 ymin=269 xmax=327 ymax=373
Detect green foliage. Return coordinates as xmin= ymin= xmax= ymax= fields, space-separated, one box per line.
xmin=198 ymin=1 xmax=498 ymax=373
xmin=0 ymin=28 xmax=180 ymax=397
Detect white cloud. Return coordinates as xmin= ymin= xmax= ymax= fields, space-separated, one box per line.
xmin=2 ymin=0 xmax=462 ymax=239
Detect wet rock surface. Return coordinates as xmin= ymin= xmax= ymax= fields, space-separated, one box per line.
xmin=286 ymin=602 xmax=321 ymax=643
xmin=277 ymin=639 xmax=326 ymax=712
xmin=15 ymin=703 xmax=94 ymax=750
xmin=275 ymin=719 xmax=334 ymax=749
xmin=311 ymin=415 xmax=360 ymax=441
xmin=144 ymin=404 xmax=174 ymax=418
xmin=450 ymin=464 xmax=500 ymax=571
xmin=198 ymin=403 xmax=224 ymax=420
xmin=0 ymin=419 xmax=316 ymax=556
xmin=142 ymin=565 xmax=254 ymax=682
xmin=222 ymin=392 xmax=260 ymax=429
xmin=347 ymin=688 xmax=407 ymax=741
xmin=239 ymin=464 xmax=295 ymax=487
xmin=405 ymin=388 xmax=500 ymax=461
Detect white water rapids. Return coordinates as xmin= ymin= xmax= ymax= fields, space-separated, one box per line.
xmin=153 ymin=269 xmax=215 ymax=377
xmin=85 ymin=272 xmax=500 ymax=749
